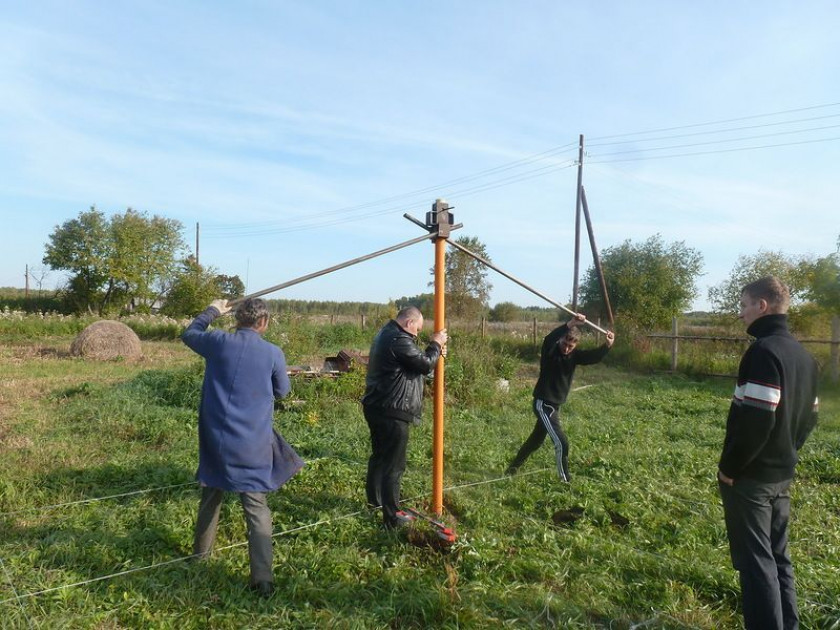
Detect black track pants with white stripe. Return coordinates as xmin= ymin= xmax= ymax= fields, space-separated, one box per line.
xmin=508 ymin=398 xmax=570 ymax=481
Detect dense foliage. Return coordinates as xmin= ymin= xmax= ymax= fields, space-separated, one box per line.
xmin=430 ymin=236 xmax=493 ymax=319
xmin=43 ymin=207 xmax=185 ymax=315
xmin=580 ymin=235 xmax=703 ymax=329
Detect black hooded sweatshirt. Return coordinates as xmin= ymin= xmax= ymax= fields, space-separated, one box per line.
xmin=718 ymin=314 xmax=819 ymax=483
xmin=532 ymin=324 xmax=611 ymax=406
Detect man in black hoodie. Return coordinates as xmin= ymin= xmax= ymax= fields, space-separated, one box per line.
xmin=718 ymin=276 xmax=819 ymax=630
xmin=506 ymin=313 xmax=614 ymax=481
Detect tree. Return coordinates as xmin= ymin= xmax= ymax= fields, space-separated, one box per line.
xmin=43 ymin=207 xmax=185 ymax=314
xmin=215 ymin=274 xmax=246 ymax=300
xmin=489 ymin=301 xmax=520 ymax=323
xmin=429 ymin=236 xmax=492 ymax=319
xmin=161 ymin=259 xmax=221 ymax=317
xmin=579 ymin=234 xmax=703 ymax=329
xmin=43 ymin=207 xmax=112 ymax=313
xmin=708 ymin=250 xmax=806 ymax=314
xmin=109 ymin=209 xmax=184 ymax=312
xmin=798 ymin=236 xmax=840 ymax=313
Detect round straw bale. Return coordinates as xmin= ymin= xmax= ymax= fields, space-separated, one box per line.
xmin=70 ymin=320 xmax=142 ymax=361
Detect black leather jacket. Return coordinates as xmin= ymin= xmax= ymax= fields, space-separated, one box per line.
xmin=361 ymin=319 xmax=442 ymax=423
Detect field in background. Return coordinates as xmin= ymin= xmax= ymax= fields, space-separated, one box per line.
xmin=1 ymin=316 xmax=838 ymax=629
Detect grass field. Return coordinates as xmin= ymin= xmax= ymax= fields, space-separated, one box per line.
xmin=1 ymin=323 xmax=838 ymax=629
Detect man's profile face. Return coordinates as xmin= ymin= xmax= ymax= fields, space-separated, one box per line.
xmin=405 ymin=316 xmax=424 ymax=337
xmin=739 ymin=292 xmax=766 ymax=327
xmin=559 ymin=335 xmax=578 ymax=355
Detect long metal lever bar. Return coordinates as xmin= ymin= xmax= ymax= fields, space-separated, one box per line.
xmin=231 ymin=231 xmax=442 ymax=305
xmin=445 ymin=239 xmax=610 ymax=335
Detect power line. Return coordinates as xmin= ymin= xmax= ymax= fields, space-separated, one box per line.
xmin=198 ymin=101 xmax=840 ymax=238
xmin=588 ymin=123 xmax=840 ymax=158
xmin=587 ymin=101 xmax=840 ymax=141
xmin=586 ymin=112 xmax=840 ymax=148
xmin=588 ymin=135 xmax=840 ymax=164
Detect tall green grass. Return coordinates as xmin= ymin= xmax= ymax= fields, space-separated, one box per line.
xmin=1 ymin=327 xmax=838 ymax=629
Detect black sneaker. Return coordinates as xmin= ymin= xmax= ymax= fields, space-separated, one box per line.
xmin=504 ymin=466 xmax=519 ymax=476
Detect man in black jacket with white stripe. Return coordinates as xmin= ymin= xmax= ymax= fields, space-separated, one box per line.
xmin=718 ymin=276 xmax=819 ymax=630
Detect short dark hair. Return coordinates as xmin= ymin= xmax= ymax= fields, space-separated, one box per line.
xmin=564 ymin=327 xmax=582 ymax=342
xmin=235 ymin=298 xmax=271 ymax=328
xmin=396 ymin=305 xmax=423 ymax=324
xmin=741 ymin=276 xmax=790 ymax=313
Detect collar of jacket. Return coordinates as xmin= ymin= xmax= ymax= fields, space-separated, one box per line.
xmin=747 ymin=313 xmax=789 ymax=338
xmin=390 ymin=319 xmax=416 ymax=339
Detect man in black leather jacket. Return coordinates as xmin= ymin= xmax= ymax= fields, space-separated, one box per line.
xmin=362 ymin=306 xmax=447 ymax=528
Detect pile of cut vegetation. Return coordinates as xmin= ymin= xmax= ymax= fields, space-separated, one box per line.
xmin=70 ymin=320 xmax=142 ymax=361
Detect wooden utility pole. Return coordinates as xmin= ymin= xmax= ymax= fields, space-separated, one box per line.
xmin=572 ymin=134 xmax=584 ymax=310
xmin=195 ymin=222 xmax=200 ymax=266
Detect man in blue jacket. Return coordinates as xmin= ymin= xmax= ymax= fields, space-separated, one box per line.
xmin=362 ymin=306 xmax=447 ymax=529
xmin=182 ymin=298 xmax=304 ymax=598
xmin=718 ymin=277 xmax=819 ymax=629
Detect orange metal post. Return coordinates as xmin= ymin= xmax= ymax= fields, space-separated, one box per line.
xmin=432 ymin=234 xmax=446 ymax=516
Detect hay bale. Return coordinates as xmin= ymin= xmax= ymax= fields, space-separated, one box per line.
xmin=70 ymin=320 xmax=142 ymax=361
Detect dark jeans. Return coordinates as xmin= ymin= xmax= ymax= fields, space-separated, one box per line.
xmin=719 ymin=477 xmax=798 ymax=630
xmin=194 ymin=487 xmax=274 ymax=585
xmin=508 ymin=398 xmax=570 ymax=481
xmin=364 ymin=406 xmax=410 ymax=528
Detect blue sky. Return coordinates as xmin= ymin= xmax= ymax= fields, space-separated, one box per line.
xmin=2 ymin=1 xmax=839 ymax=311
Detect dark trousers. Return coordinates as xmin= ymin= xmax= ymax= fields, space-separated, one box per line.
xmin=509 ymin=398 xmax=570 ymax=481
xmin=194 ymin=487 xmax=274 ymax=585
xmin=719 ymin=477 xmax=798 ymax=630
xmin=364 ymin=406 xmax=410 ymax=528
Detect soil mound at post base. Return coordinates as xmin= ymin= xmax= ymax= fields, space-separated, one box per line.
xmin=70 ymin=320 xmax=142 ymax=361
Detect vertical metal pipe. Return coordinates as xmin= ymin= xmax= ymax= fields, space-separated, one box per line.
xmin=432 ymin=236 xmax=446 ymax=516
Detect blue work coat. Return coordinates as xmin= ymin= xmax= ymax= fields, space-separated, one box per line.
xmin=182 ymin=307 xmax=304 ymax=492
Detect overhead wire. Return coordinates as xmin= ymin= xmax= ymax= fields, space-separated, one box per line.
xmin=586 ymin=100 xmax=840 ymax=141
xmin=585 ymin=111 xmax=840 ymax=148
xmin=197 ymin=101 xmax=840 ymax=239
xmin=201 ymin=141 xmax=580 ymax=236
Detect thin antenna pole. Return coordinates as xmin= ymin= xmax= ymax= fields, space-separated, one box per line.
xmin=195 ymin=222 xmax=200 ymax=266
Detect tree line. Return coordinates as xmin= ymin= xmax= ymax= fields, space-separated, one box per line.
xmin=28 ymin=207 xmax=840 ymax=327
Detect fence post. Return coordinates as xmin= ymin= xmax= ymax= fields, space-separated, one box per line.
xmin=671 ymin=316 xmax=679 ymax=372
xmin=533 ymin=318 xmax=537 ymax=347
xmin=832 ymin=315 xmax=839 ymax=385
xmin=481 ymin=316 xmax=486 ymax=338
xmin=361 ymin=313 xmax=366 ymax=330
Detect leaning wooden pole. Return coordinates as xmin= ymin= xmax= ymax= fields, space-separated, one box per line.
xmin=580 ymin=186 xmax=614 ymax=327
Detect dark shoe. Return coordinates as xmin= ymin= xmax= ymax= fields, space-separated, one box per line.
xmin=249 ymin=581 xmax=275 ymax=598
xmin=504 ymin=466 xmax=519 ymax=476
